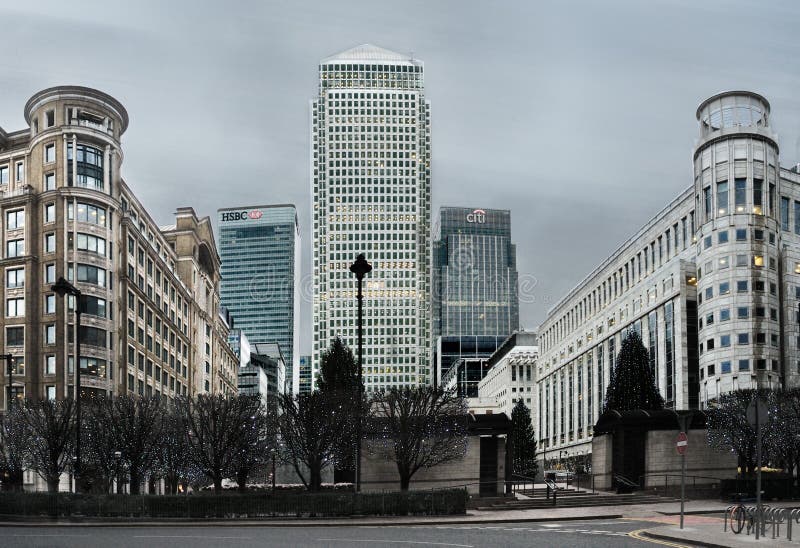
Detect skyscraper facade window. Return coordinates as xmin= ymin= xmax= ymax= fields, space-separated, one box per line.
xmin=311 ymin=44 xmax=432 ymax=391
xmin=218 ymin=205 xmax=300 ymax=393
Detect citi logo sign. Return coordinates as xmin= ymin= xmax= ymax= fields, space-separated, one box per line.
xmin=222 ymin=210 xmax=263 ymax=222
xmin=466 ymin=209 xmax=486 ymax=224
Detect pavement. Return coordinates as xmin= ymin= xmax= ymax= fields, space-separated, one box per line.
xmin=1 ymin=498 xmax=799 ymax=547
xmin=0 ymin=519 xmax=674 ymax=547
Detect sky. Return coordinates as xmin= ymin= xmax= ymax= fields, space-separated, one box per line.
xmin=1 ymin=0 xmax=799 ymax=353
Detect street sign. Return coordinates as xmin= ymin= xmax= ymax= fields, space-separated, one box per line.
xmin=747 ymin=398 xmax=768 ymax=428
xmin=676 ymin=431 xmax=688 ymax=455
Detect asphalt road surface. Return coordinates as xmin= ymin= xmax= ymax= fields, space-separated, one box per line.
xmin=0 ymin=519 xmax=664 ymax=547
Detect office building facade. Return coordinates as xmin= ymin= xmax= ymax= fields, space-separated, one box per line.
xmin=298 ymin=354 xmax=312 ymax=394
xmin=435 ymin=334 xmax=505 ymax=388
xmin=433 ymin=207 xmax=519 ymax=341
xmin=536 ymin=91 xmax=800 ymax=462
xmin=311 ymin=44 xmax=432 ymax=390
xmin=0 ymin=86 xmax=237 ymax=410
xmin=477 ymin=331 xmax=538 ymax=418
xmin=218 ymin=204 xmax=300 ymax=394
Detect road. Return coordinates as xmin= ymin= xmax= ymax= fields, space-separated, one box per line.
xmin=0 ymin=519 xmax=668 ymax=547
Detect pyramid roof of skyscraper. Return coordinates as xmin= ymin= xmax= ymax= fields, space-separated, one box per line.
xmin=321 ymin=44 xmax=421 ymax=66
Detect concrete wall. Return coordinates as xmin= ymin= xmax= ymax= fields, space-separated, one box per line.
xmin=591 ymin=433 xmax=613 ymax=490
xmin=643 ymin=429 xmax=736 ymax=487
xmin=592 ymin=429 xmax=737 ymax=492
xmin=360 ymin=435 xmax=506 ymax=496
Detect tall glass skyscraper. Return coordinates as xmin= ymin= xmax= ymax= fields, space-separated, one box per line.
xmin=311 ymin=44 xmax=432 ymax=390
xmin=218 ymin=205 xmax=300 ymax=393
xmin=433 ymin=206 xmax=519 ymax=342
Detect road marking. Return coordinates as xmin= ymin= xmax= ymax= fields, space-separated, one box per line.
xmin=3 ymin=534 xmax=91 ymax=538
xmin=133 ymin=536 xmax=253 ymax=540
xmin=628 ymin=528 xmax=691 ymax=548
xmin=318 ymin=540 xmax=473 ymax=547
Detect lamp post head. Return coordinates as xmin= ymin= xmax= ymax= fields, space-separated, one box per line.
xmin=51 ymin=277 xmax=80 ymax=297
xmin=349 ymin=254 xmax=372 ymax=280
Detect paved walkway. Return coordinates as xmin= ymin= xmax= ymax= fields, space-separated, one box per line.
xmin=643 ymin=521 xmax=795 ymax=548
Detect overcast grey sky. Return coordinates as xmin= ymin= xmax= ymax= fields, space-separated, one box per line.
xmin=1 ymin=0 xmax=799 ymax=351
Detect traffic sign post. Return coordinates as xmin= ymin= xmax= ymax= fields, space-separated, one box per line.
xmin=676 ymin=431 xmax=688 ymax=529
xmin=747 ymin=397 xmax=768 ymax=540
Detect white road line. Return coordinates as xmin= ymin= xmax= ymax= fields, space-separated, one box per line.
xmin=318 ymin=539 xmax=473 ymax=547
xmin=133 ymin=536 xmax=253 ymax=540
xmin=3 ymin=534 xmax=91 ymax=538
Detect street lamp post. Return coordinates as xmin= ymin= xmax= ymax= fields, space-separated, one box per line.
xmin=51 ymin=277 xmax=82 ymax=491
xmin=114 ymin=450 xmax=122 ymax=494
xmin=349 ymin=254 xmax=371 ymax=493
xmin=271 ymin=447 xmax=277 ymax=491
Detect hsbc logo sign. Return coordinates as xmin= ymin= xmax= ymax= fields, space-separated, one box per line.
xmin=466 ymin=209 xmax=486 ymax=224
xmin=221 ymin=210 xmax=263 ymax=222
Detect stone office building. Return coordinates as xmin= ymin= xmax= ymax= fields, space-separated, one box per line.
xmin=536 ymin=91 xmax=800 ymax=463
xmin=0 ymin=85 xmax=237 ymax=409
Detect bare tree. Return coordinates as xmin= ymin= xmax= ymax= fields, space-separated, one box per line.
xmin=157 ymin=403 xmax=197 ymax=494
xmin=83 ymin=397 xmax=121 ymax=493
xmin=178 ymin=394 xmax=262 ymax=494
xmin=0 ymin=405 xmax=27 ymax=491
xmin=368 ymin=386 xmax=469 ymax=491
xmin=231 ymin=400 xmax=277 ymax=492
xmin=765 ymin=389 xmax=800 ymax=488
xmin=20 ymin=398 xmax=75 ymax=493
xmin=104 ymin=395 xmax=164 ymax=495
xmin=707 ymin=389 xmax=765 ymax=477
xmin=278 ymin=392 xmax=352 ymax=492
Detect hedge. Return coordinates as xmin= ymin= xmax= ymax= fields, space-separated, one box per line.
xmin=0 ymin=489 xmax=467 ymax=519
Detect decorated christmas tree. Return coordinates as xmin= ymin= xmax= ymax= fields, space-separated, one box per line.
xmin=603 ymin=331 xmax=664 ymax=412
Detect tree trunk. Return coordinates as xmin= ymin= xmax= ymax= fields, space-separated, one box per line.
xmin=47 ymin=477 xmax=60 ymax=493
xmin=309 ymin=463 xmax=322 ymax=492
xmin=236 ymin=468 xmax=248 ymax=493
xmin=148 ymin=476 xmax=156 ymax=495
xmin=213 ymin=474 xmax=223 ymax=494
xmin=400 ymin=474 xmax=411 ymax=491
xmin=129 ymin=470 xmax=141 ymax=495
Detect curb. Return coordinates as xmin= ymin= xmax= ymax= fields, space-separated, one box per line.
xmin=642 ymin=530 xmax=731 ymax=548
xmin=0 ymin=514 xmax=624 ymax=528
xmin=657 ymin=509 xmax=726 ymax=516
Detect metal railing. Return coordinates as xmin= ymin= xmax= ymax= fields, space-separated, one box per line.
xmin=638 ymin=473 xmax=722 ymax=491
xmin=613 ymin=473 xmax=639 ymax=492
xmin=508 ymin=474 xmax=537 ymax=493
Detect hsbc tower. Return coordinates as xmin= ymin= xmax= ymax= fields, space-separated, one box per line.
xmin=218 ymin=204 xmax=300 ymax=393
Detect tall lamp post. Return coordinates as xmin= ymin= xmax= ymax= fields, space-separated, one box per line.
xmin=2 ymin=354 xmax=13 ymax=411
xmin=349 ymin=253 xmax=371 ymax=493
xmin=51 ymin=277 xmax=82 ymax=491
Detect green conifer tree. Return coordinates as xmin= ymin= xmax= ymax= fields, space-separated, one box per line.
xmin=510 ymin=399 xmax=538 ymax=478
